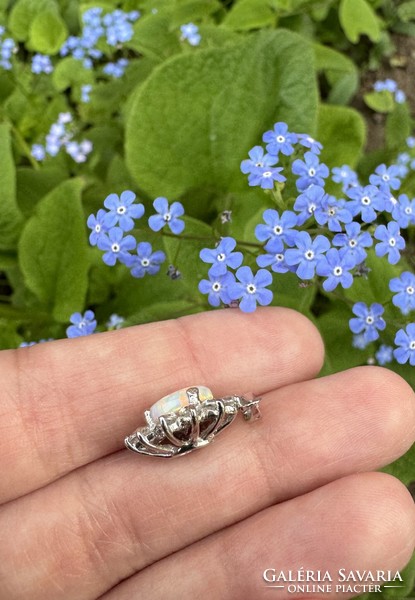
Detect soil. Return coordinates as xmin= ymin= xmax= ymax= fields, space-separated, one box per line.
xmin=352 ymin=34 xmax=415 ymax=152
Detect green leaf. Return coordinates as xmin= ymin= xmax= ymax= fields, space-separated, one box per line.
xmin=344 ymin=250 xmax=401 ymax=305
xmin=222 ymin=0 xmax=276 ymax=30
xmin=314 ymin=43 xmax=358 ymax=105
xmin=317 ymin=104 xmax=366 ymax=169
xmin=18 ymin=179 xmax=89 ymax=322
xmin=127 ymin=10 xmax=182 ymax=61
xmin=16 ymin=166 xmax=68 ymax=217
xmin=126 ymin=29 xmax=318 ymax=199
xmin=123 ymin=300 xmax=204 ymax=326
xmin=386 ymin=103 xmax=411 ymax=150
xmin=339 ymin=0 xmax=381 ymax=43
xmin=383 ymin=444 xmax=415 ymax=486
xmin=364 ymin=90 xmax=395 ymax=113
xmin=0 ymin=318 xmax=22 ymax=350
xmin=170 ymin=0 xmax=222 ymax=26
xmin=9 ymin=0 xmax=56 ymax=41
xmin=0 ymin=123 xmax=23 ymax=250
xmin=28 ymin=10 xmax=68 ymax=54
xmin=52 ymin=57 xmax=94 ymax=91
xmin=397 ymin=0 xmax=415 ymax=22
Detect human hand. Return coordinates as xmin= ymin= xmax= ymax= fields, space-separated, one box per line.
xmin=0 ymin=308 xmax=414 ymax=599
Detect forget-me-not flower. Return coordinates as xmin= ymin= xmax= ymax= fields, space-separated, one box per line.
xmin=103 ymin=191 xmax=144 ymax=231
xmin=346 ymin=185 xmax=384 ymax=223
xmin=374 ymin=221 xmax=405 ymax=265
xmin=315 ymin=248 xmax=355 ymax=292
xmin=292 ymin=151 xmax=329 ymax=191
xmin=200 ymin=237 xmax=243 ymax=276
xmin=255 ymin=209 xmax=298 ymax=247
xmin=97 ymin=227 xmax=136 ymax=266
xmin=314 ymin=195 xmax=353 ymax=232
xmin=389 ymin=271 xmax=415 ymax=315
xmin=332 ymin=222 xmax=373 ymax=264
xmin=394 ymin=324 xmax=415 ymax=365
xmin=375 ymin=344 xmax=393 ymax=366
xmin=228 ymin=267 xmax=273 ymax=313
xmin=349 ymin=302 xmax=386 ymax=343
xmin=369 ymin=164 xmax=401 ymax=190
xmin=262 ymin=122 xmax=298 ymax=156
xmin=293 ymin=185 xmax=324 ymax=225
xmin=198 ymin=271 xmax=235 ymax=307
xmin=392 ymin=194 xmax=415 ymax=228
xmin=130 ymin=242 xmax=166 ymax=278
xmin=284 ymin=231 xmax=330 ymax=280
xmin=148 ymin=197 xmax=185 ymax=234
xmin=66 ymin=310 xmax=97 ymax=338
xmin=87 ymin=209 xmax=109 ymax=246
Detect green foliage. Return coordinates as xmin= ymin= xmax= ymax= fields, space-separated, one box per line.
xmin=317 ymin=104 xmax=366 ymax=168
xmin=339 ymin=0 xmax=382 ymax=42
xmin=314 ymin=43 xmax=358 ymax=105
xmin=221 ymin=0 xmax=276 ymax=30
xmin=385 ymin=102 xmax=412 ymax=149
xmin=364 ymin=90 xmax=395 ymax=113
xmin=28 ymin=9 xmax=68 ymax=54
xmin=126 ymin=29 xmax=318 ymax=200
xmin=18 ymin=179 xmax=89 ymax=322
xmin=0 ymin=123 xmax=23 ymax=250
xmin=9 ymin=0 xmax=57 ymax=41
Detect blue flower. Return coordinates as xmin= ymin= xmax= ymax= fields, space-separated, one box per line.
xmin=293 ymin=184 xmax=324 ymax=225
xmin=31 ymin=144 xmax=46 ymax=161
xmin=374 ymin=221 xmax=405 ymax=265
xmin=32 ymin=54 xmax=53 ymax=74
xmin=392 ymin=194 xmax=415 ymax=228
xmin=66 ymin=310 xmax=97 ymax=338
xmin=352 ymin=334 xmax=369 ymax=350
xmin=130 ymin=242 xmax=166 ymax=278
xmin=346 ymin=185 xmax=384 ymax=223
xmin=394 ymin=324 xmax=415 ymax=365
xmin=407 ymin=137 xmax=415 ymax=149
xmin=375 ymin=344 xmax=393 ymax=366
xmin=389 ymin=271 xmax=415 ymax=315
xmin=96 ymin=227 xmax=136 ymax=266
xmin=285 ymin=231 xmax=330 ymax=280
xmin=148 ymin=197 xmax=185 ymax=234
xmin=395 ymin=90 xmax=406 ymax=104
xmin=374 ymin=79 xmax=397 ymax=92
xmin=180 ymin=23 xmax=201 ymax=46
xmin=87 ymin=209 xmax=109 ymax=246
xmin=369 ymin=164 xmax=401 ymax=190
xmin=103 ymin=191 xmax=144 ymax=231
xmin=332 ymin=222 xmax=373 ymax=264
xmin=240 ymin=146 xmax=275 ymax=174
xmin=254 ymin=209 xmax=298 ymax=246
xmin=199 ymin=237 xmax=243 ymax=276
xmin=103 ymin=58 xmax=129 ymax=78
xmin=331 ymin=165 xmax=359 ymax=190
xmin=262 ymin=122 xmax=298 ymax=156
xmin=106 ymin=314 xmax=124 ymax=330
xmin=291 ymin=151 xmax=329 ymax=192
xmin=349 ymin=302 xmax=386 ymax=343
xmin=314 ymin=195 xmax=353 ymax=232
xmin=316 ymin=248 xmax=355 ymax=292
xmin=198 ymin=272 xmax=235 ymax=307
xmin=81 ymin=84 xmax=92 ymax=103
xmin=248 ymin=163 xmax=285 ymax=189
xmin=228 ymin=266 xmax=273 ymax=313
xmin=297 ymin=134 xmax=323 ymax=154
xmin=256 ymin=238 xmax=291 ymax=273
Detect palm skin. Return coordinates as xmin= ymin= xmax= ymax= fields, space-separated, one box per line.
xmin=0 ymin=307 xmax=414 ymax=600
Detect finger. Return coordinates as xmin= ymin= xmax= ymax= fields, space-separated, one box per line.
xmin=99 ymin=472 xmax=415 ymax=600
xmin=0 ymin=367 xmax=413 ymax=600
xmin=0 ymin=307 xmax=324 ymax=503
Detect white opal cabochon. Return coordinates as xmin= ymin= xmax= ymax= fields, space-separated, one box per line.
xmin=149 ymin=385 xmax=213 ymax=421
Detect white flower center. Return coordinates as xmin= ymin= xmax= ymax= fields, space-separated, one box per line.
xmin=308 ymin=203 xmax=316 ymax=213
xmin=111 ymin=243 xmax=120 ymax=253
xmin=95 ymin=224 xmax=101 ymax=233
xmin=164 ymin=212 xmax=171 ymax=222
xmin=406 ymin=286 xmax=414 ymax=295
xmin=141 ymin=258 xmax=150 ymax=267
xmin=247 ymin=284 xmax=257 ymax=294
xmin=275 ymin=253 xmax=284 ymax=262
xmin=305 ymin=250 xmax=314 ymax=260
xmin=382 ymin=174 xmax=390 ymax=181
xmin=410 ymin=341 xmax=415 ymax=350
xmin=361 ymin=196 xmax=371 ymax=205
xmin=390 ymin=196 xmax=397 ymax=205
xmin=79 ymin=320 xmax=86 ymax=329
xmin=217 ymin=253 xmax=226 ymax=262
xmin=212 ymin=282 xmax=221 ymax=292
xmin=333 ymin=266 xmax=343 ymax=276
xmin=263 ymin=171 xmax=272 ymax=178
xmin=328 ymin=207 xmax=336 ymax=216
xmin=273 ymin=225 xmax=283 ymax=235
xmin=349 ymin=239 xmax=357 ymax=247
xmin=405 ymin=207 xmax=412 ymax=214
xmin=308 ymin=168 xmax=316 ymax=177
xmin=255 ymin=161 xmax=263 ymax=167
xmin=366 ymin=315 xmax=374 ymax=325
xmin=389 ymin=238 xmax=396 ymax=247
xmin=117 ymin=205 xmax=126 ymax=214
xmin=341 ymin=170 xmax=347 ymax=178
xmin=276 ymin=135 xmax=285 ymax=143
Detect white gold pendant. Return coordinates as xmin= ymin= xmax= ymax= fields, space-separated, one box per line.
xmin=124 ymin=386 xmax=261 ymax=458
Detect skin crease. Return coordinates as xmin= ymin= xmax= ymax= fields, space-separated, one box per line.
xmin=0 ymin=307 xmax=414 ymax=600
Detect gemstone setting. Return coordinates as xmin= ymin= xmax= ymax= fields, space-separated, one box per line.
xmin=149 ymin=385 xmax=213 ymax=421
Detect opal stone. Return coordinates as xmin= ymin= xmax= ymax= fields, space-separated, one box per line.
xmin=150 ymin=385 xmax=213 ymax=421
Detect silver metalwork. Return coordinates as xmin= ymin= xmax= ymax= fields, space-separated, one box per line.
xmin=124 ymin=387 xmax=261 ymax=458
